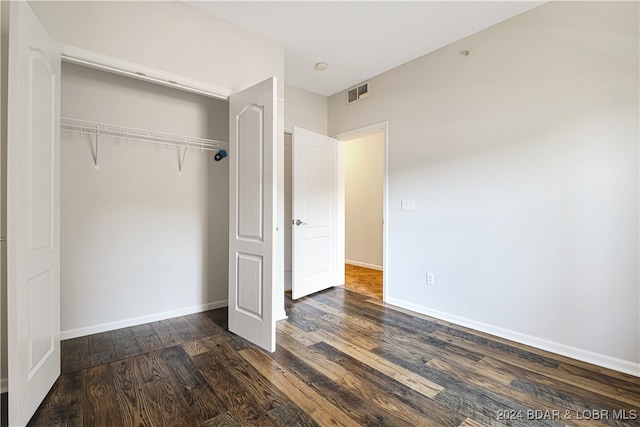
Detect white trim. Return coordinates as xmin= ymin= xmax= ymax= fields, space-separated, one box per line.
xmin=386 ymin=297 xmax=640 ymax=377
xmin=336 ymin=139 xmax=346 ymax=288
xmin=346 ymin=259 xmax=383 ymax=271
xmin=61 ymin=45 xmax=231 ymax=100
xmin=60 ymin=300 xmax=228 ymax=340
xmin=332 ymin=121 xmax=388 ymax=142
xmin=333 ymin=121 xmax=389 ymax=302
xmin=1 ymin=377 xmax=7 ymax=394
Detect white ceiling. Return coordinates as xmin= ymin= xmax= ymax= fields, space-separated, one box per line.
xmin=187 ymin=1 xmax=545 ymax=96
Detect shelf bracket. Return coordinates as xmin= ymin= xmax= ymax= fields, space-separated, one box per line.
xmin=92 ymin=134 xmax=100 ymax=170
xmin=178 ymin=141 xmax=188 ymax=175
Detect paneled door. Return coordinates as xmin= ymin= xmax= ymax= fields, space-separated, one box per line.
xmin=228 ymin=78 xmax=277 ymax=352
xmin=7 ymin=2 xmax=61 ymax=425
xmin=292 ymin=127 xmax=344 ymax=299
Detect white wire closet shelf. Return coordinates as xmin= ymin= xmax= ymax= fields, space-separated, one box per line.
xmin=60 ymin=117 xmax=228 ymax=151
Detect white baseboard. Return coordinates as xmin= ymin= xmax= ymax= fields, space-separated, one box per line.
xmin=386 ymin=297 xmax=640 ymax=377
xmin=61 ymin=299 xmax=228 ymax=340
xmin=1 ymin=377 xmax=6 ymax=394
xmin=346 ymin=259 xmax=383 ymax=271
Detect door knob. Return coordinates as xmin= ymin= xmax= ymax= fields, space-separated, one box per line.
xmin=293 ymin=219 xmax=308 ymax=226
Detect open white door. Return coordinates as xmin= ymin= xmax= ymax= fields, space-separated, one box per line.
xmin=292 ymin=127 xmax=344 ymax=299
xmin=7 ymin=2 xmax=61 ymax=425
xmin=228 ymin=78 xmax=277 ymax=352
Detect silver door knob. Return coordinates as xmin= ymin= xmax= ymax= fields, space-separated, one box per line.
xmin=293 ymin=219 xmax=308 ymax=226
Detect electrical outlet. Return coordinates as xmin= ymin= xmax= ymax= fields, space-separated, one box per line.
xmin=426 ymin=272 xmax=435 ymax=285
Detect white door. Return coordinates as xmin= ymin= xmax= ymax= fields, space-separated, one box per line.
xmin=7 ymin=2 xmax=61 ymax=425
xmin=228 ymin=77 xmax=278 ymax=352
xmin=292 ymin=127 xmax=344 ymax=299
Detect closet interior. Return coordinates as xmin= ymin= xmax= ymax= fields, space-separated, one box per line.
xmin=59 ymin=62 xmax=230 ymax=337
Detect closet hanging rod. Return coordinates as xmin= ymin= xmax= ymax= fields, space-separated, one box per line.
xmin=60 ymin=117 xmax=228 ymax=151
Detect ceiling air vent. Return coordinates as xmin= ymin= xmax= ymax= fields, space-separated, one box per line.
xmin=347 ymin=82 xmax=369 ymax=104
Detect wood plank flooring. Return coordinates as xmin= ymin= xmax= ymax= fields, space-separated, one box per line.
xmin=344 ymin=264 xmax=383 ymax=300
xmin=10 ymin=287 xmax=640 ymax=426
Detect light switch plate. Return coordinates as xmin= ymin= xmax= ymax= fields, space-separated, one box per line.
xmin=401 ymin=200 xmax=416 ymax=211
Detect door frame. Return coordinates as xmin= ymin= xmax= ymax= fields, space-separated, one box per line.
xmin=61 ymin=45 xmax=232 ymax=100
xmin=332 ymin=121 xmax=389 ymax=302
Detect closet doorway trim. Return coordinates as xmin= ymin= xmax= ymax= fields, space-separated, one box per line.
xmin=61 ymin=44 xmax=231 ymax=100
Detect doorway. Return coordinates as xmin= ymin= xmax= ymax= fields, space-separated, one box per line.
xmin=341 ymin=129 xmax=385 ymax=300
xmin=284 ymin=123 xmax=387 ymax=301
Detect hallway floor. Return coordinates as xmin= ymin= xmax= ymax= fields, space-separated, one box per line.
xmin=344 ymin=263 xmax=383 ymax=300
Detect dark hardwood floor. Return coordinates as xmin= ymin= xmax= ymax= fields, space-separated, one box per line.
xmin=12 ymin=287 xmax=640 ymax=426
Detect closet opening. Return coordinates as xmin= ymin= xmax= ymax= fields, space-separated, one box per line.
xmin=58 ymin=61 xmax=231 ymax=340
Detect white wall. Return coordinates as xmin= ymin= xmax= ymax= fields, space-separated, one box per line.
xmin=29 ymin=1 xmax=284 ymax=97
xmin=60 ymin=63 xmax=229 ymax=337
xmin=345 ymin=131 xmax=384 ymax=269
xmin=284 ymin=84 xmax=328 ymax=134
xmin=328 ymin=1 xmax=639 ymax=374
